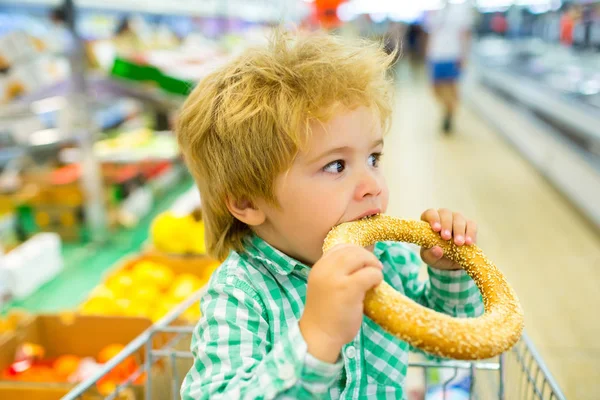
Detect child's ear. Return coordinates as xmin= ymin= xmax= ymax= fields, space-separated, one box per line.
xmin=226 ymin=198 xmax=266 ymax=226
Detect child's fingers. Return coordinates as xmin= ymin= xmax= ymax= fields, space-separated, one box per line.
xmin=465 ymin=220 xmax=478 ymax=245
xmin=420 ymin=246 xmax=444 ymax=265
xmin=420 ymin=208 xmax=441 ymax=232
xmin=330 ymin=246 xmax=383 ymax=274
xmin=350 ymin=266 xmax=384 ymax=293
xmin=438 ymin=209 xmax=453 ymax=240
xmin=452 ymin=213 xmax=466 ymax=246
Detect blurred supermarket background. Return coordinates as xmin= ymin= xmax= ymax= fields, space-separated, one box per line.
xmin=0 ymin=0 xmax=598 ymax=399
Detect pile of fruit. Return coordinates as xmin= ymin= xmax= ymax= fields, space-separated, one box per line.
xmin=0 ymin=310 xmax=32 ymax=334
xmin=150 ymin=210 xmax=206 ymax=255
xmin=79 ymin=258 xmax=216 ymax=322
xmin=1 ymin=343 xmax=143 ymax=395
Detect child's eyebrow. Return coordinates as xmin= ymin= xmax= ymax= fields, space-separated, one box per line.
xmin=372 ymin=138 xmax=384 ymax=148
xmin=308 ymin=139 xmax=384 ymax=164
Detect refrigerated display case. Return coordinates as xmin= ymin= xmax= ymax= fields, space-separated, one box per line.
xmin=465 ymin=37 xmax=600 ymax=228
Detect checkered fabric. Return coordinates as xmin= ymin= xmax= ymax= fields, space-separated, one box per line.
xmin=181 ymin=234 xmax=483 ymax=399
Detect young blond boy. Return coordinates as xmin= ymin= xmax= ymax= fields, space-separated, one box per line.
xmin=177 ymin=32 xmax=483 ymax=399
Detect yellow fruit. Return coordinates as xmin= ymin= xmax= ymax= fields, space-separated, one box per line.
xmin=130 ymin=285 xmax=160 ymax=307
xmin=188 ymin=222 xmax=206 ymax=254
xmin=105 ymin=273 xmax=134 ymax=297
xmin=80 ymin=296 xmax=117 ymax=315
xmin=121 ymin=301 xmax=153 ymax=319
xmin=181 ymin=305 xmax=202 ymax=322
xmin=150 ymin=301 xmax=179 ymax=323
xmin=169 ymin=274 xmax=205 ymax=301
xmin=88 ymin=284 xmax=114 ymax=299
xmin=151 ymin=212 xmax=190 ymax=254
xmin=112 ymin=297 xmax=152 ymax=319
xmin=114 ymin=298 xmax=132 ymax=315
xmin=131 ymin=261 xmax=174 ymax=291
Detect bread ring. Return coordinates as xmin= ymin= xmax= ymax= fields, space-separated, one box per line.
xmin=322 ymin=215 xmax=524 ymax=360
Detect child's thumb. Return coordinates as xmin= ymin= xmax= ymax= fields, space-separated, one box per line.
xmin=420 ymin=246 xmax=444 ymax=265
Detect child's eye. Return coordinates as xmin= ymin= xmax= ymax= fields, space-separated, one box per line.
xmin=369 ymin=152 xmax=383 ymax=167
xmin=323 ymin=160 xmax=345 ymax=174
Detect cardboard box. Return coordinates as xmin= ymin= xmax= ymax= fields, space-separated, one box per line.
xmin=0 ymin=385 xmax=78 ymax=400
xmin=0 ymin=314 xmax=152 ymax=400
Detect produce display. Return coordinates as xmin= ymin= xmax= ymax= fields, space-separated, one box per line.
xmin=79 ymin=256 xmax=217 ymax=323
xmin=150 ymin=210 xmax=206 ymax=255
xmin=1 ymin=342 xmax=142 ymax=392
xmin=0 ymin=8 xmax=261 ymax=399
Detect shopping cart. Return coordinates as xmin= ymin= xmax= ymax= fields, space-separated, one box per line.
xmin=62 ymin=289 xmax=567 ymax=400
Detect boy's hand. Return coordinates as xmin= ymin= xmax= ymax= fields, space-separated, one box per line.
xmin=420 ymin=208 xmax=478 ymax=270
xmin=299 ymin=244 xmax=383 ymax=363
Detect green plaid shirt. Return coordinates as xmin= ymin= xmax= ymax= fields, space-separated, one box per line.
xmin=181 ymin=234 xmax=483 ymax=400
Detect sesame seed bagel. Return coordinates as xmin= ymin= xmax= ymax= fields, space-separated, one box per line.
xmin=322 ymin=215 xmax=524 ymax=360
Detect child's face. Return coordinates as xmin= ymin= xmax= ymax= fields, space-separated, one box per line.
xmin=254 ymin=106 xmax=388 ymax=265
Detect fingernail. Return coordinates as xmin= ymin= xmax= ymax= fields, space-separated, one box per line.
xmin=455 ymin=235 xmax=464 ymax=245
xmin=433 ymin=223 xmax=441 ymax=230
xmin=466 ymin=236 xmax=472 ymax=244
xmin=444 ymin=230 xmax=451 ymax=238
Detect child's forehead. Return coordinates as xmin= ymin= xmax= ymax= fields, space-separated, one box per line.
xmin=302 ymin=106 xmax=382 ymax=149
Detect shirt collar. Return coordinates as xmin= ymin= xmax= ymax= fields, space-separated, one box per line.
xmin=243 ymin=233 xmax=307 ymax=276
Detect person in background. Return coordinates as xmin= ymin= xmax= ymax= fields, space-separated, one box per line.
xmin=405 ymin=22 xmax=426 ymax=67
xmin=560 ymin=4 xmax=581 ymax=46
xmin=424 ymin=1 xmax=473 ymax=134
xmin=560 ymin=6 xmax=575 ymax=46
xmin=490 ymin=12 xmax=508 ymax=37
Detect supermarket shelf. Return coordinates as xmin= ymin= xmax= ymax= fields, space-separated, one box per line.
xmin=3 ymin=177 xmax=194 ymax=314
xmin=477 ymin=66 xmax=600 ymax=144
xmin=17 ymin=74 xmax=185 ymax=113
xmin=464 ymin=65 xmax=600 ymax=230
xmin=0 ymin=0 xmax=305 ymax=23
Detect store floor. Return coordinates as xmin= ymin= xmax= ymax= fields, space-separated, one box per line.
xmin=388 ymin=62 xmax=600 ymax=399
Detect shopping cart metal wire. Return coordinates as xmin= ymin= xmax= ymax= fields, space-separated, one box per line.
xmin=62 ymin=288 xmax=567 ymax=400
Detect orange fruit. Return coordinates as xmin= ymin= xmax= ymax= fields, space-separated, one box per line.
xmin=97 ymin=344 xmax=137 ymax=381
xmin=97 ymin=377 xmax=117 ymax=396
xmin=133 ymin=371 xmax=147 ymax=385
xmin=19 ymin=366 xmax=59 ymax=382
xmin=98 ymin=344 xmax=125 ymax=364
xmin=53 ymin=355 xmax=81 ymax=380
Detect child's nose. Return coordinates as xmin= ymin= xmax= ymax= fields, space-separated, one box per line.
xmin=354 ymin=169 xmax=382 ymax=200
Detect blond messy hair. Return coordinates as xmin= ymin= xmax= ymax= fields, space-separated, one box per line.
xmin=176 ymin=31 xmax=395 ymax=260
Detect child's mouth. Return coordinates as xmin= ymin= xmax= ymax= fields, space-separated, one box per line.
xmin=353 ymin=210 xmax=381 ymax=221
